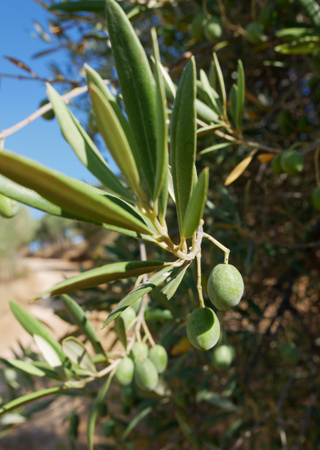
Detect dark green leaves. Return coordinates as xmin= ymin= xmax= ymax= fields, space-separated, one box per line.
xmin=34 ymin=261 xmax=171 ymax=299
xmin=170 ymin=58 xmax=197 ymax=234
xmin=181 ymin=168 xmax=209 ymax=239
xmin=0 ymin=150 xmax=152 ymax=235
xmin=105 ymin=0 xmax=157 ymax=196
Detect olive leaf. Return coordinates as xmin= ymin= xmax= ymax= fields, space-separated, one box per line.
xmin=34 ymin=261 xmax=171 ymax=299
xmin=105 ymin=0 xmax=157 ymax=196
xmin=170 ymin=58 xmax=197 ymax=234
xmin=47 ymin=84 xmax=134 ymax=202
xmin=224 ymin=150 xmax=257 ymax=186
xmin=62 ymin=337 xmax=96 ymax=373
xmin=0 ymin=150 xmax=153 ymax=235
xmin=236 ymin=60 xmax=245 ymax=131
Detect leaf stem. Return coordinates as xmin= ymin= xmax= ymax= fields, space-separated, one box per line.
xmin=196 ymin=251 xmax=205 ymax=308
xmin=203 ymin=232 xmax=230 ymax=263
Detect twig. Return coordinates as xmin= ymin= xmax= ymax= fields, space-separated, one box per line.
xmin=196 ymin=251 xmax=205 ymax=308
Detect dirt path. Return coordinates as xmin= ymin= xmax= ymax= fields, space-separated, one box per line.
xmin=0 ymin=257 xmax=80 ymax=358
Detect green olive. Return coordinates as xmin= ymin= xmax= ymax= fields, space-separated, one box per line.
xmin=0 ymin=194 xmax=19 ymax=219
xmin=114 ymin=357 xmax=134 ymax=386
xmin=191 ymin=13 xmax=207 ymax=42
xmin=245 ymin=22 xmax=265 ymax=45
xmin=121 ymin=385 xmax=136 ymax=407
xmin=187 ymin=307 xmax=220 ymax=351
xmin=39 ymin=99 xmax=55 ymax=121
xmin=311 ymin=186 xmax=320 ymax=211
xmin=207 ymin=264 xmax=244 ymax=311
xmin=271 ymin=154 xmax=285 ymax=175
xmin=134 ymin=358 xmax=159 ymax=391
xmin=280 ymin=149 xmax=304 ymax=175
xmin=129 ymin=341 xmax=149 ymax=363
xmin=148 ymin=345 xmax=168 ymax=374
xmin=203 ymin=17 xmax=223 ymax=41
xmin=212 ymin=344 xmax=235 ymax=369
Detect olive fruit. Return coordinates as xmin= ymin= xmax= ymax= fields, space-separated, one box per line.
xmin=134 ymin=359 xmax=159 ymax=391
xmin=0 ymin=194 xmax=19 ymax=219
xmin=102 ymin=419 xmax=115 ymax=437
xmin=207 ymin=264 xmax=244 ymax=311
xmin=148 ymin=345 xmax=168 ymax=374
xmin=212 ymin=345 xmax=235 ymax=369
xmin=258 ymin=5 xmax=277 ymax=29
xmin=280 ymin=342 xmax=299 ymax=364
xmin=129 ymin=342 xmax=149 ymax=363
xmin=187 ymin=307 xmax=220 ymax=351
xmin=114 ymin=357 xmax=134 ymax=386
xmin=39 ymin=99 xmax=55 ymax=120
xmin=280 ymin=149 xmax=304 ymax=175
xmin=311 ymin=186 xmax=320 ymax=211
xmin=191 ymin=13 xmax=207 ymax=42
xmin=245 ymin=22 xmax=265 ymax=45
xmin=271 ymin=154 xmax=285 ymax=175
xmin=204 ymin=17 xmax=223 ymax=41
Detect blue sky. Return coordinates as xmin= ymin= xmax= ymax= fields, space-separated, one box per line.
xmin=0 ymin=1 xmax=114 ymax=216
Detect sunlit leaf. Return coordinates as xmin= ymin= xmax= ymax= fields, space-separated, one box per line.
xmin=224 ymin=150 xmax=257 ymax=186
xmin=62 ymin=337 xmax=96 ymax=373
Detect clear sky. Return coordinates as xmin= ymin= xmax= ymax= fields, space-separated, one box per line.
xmin=0 ymin=1 xmax=114 ymax=216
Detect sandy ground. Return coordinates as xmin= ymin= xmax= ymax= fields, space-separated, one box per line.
xmin=0 ymin=257 xmax=89 ymax=450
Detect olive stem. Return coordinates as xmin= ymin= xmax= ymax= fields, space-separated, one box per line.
xmin=203 ymin=232 xmax=230 ymax=264
xmin=196 ymin=251 xmax=205 ymax=308
xmin=142 ymin=319 xmax=156 ymax=347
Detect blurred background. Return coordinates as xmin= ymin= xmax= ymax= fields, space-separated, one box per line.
xmin=0 ymin=0 xmax=319 ymax=449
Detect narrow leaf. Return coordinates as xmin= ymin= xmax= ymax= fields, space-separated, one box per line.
xmin=35 ymin=261 xmax=171 ymax=299
xmin=105 ymin=0 xmax=157 ymax=196
xmin=85 ymin=64 xmax=141 ymax=171
xmin=8 ymin=360 xmax=47 ymax=377
xmin=34 ymin=335 xmax=64 ymax=372
xmin=199 ymin=70 xmax=223 ymax=116
xmin=9 ymin=301 xmax=65 ymax=362
xmin=122 ymin=406 xmax=153 ymax=440
xmin=229 ymin=84 xmax=238 ymax=126
xmin=236 ymin=60 xmax=245 ymax=130
xmin=213 ymin=53 xmax=227 ymax=117
xmin=170 ymin=58 xmax=197 ymax=233
xmin=200 ymin=142 xmax=232 ymax=155
xmin=61 ymin=295 xmax=104 ymax=355
xmin=197 ymin=124 xmax=224 ymax=138
xmin=258 ymin=153 xmax=275 ymax=163
xmin=47 ymin=84 xmax=134 ymax=202
xmin=297 ymin=0 xmax=320 ymax=28
xmin=275 ymin=36 xmax=320 ymax=54
xmin=0 ymin=386 xmax=72 ymax=416
xmin=4 ymin=56 xmax=37 ymax=78
xmin=114 ymin=316 xmax=127 ymax=349
xmin=88 ymin=83 xmax=143 ymax=199
xmin=181 ymin=168 xmax=209 ymax=239
xmin=103 ymin=265 xmax=176 ymax=327
xmin=62 ymin=337 xmax=96 ymax=373
xmin=176 ymin=412 xmax=202 ymax=450
xmin=0 ymin=150 xmax=153 ymax=235
xmin=161 ymin=264 xmax=188 ymax=299
xmin=151 ymin=28 xmax=168 ymax=203
xmin=224 ymin=150 xmax=257 ymax=186
xmin=88 ymin=373 xmax=112 ymax=450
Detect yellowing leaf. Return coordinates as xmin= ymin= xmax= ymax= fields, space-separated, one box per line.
xmin=258 ymin=153 xmax=275 ymax=163
xmin=224 ymin=150 xmax=257 ymax=186
xmin=171 ymin=337 xmax=191 ymax=356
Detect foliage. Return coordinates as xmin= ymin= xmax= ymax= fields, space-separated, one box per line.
xmin=0 ymin=0 xmax=319 ymax=449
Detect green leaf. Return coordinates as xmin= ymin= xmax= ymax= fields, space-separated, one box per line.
xmin=175 ymin=412 xmax=202 ymax=450
xmin=275 ymin=36 xmax=320 ymax=54
xmin=88 ymin=83 xmax=143 ymax=200
xmin=61 ymin=295 xmax=104 ymax=355
xmin=275 ymin=27 xmax=314 ymax=41
xmin=103 ymin=265 xmax=176 ymax=327
xmin=161 ymin=264 xmax=187 ymax=300
xmin=170 ymin=58 xmax=197 ymax=234
xmin=9 ymin=301 xmax=66 ymax=362
xmin=114 ymin=315 xmax=127 ymax=349
xmin=50 ymin=1 xmax=105 ymax=13
xmin=213 ymin=53 xmax=227 ymax=118
xmin=199 ymin=71 xmax=223 ymax=116
xmin=121 ymin=406 xmax=153 ymax=440
xmin=105 ymin=0 xmax=157 ymax=196
xmin=197 ymin=124 xmax=224 ymax=138
xmin=88 ymin=373 xmax=113 ymax=450
xmin=47 ymin=84 xmax=133 ymax=202
xmin=8 ymin=360 xmax=47 ymax=377
xmin=196 ymin=390 xmax=238 ymax=412
xmin=0 ymin=386 xmax=72 ymax=416
xmin=85 ymin=64 xmax=141 ymax=172
xmin=34 ymin=335 xmax=65 ymax=377
xmin=229 ymin=84 xmax=238 ymax=126
xmin=151 ymin=28 xmax=168 ymax=204
xmin=298 ymin=0 xmax=320 ymax=28
xmin=62 ymin=337 xmax=96 ymax=373
xmin=144 ymin=309 xmax=174 ymax=320
xmin=199 ymin=142 xmax=232 ymax=155
xmin=236 ymin=60 xmax=245 ymax=131
xmin=35 ymin=261 xmax=171 ymax=299
xmin=0 ymin=150 xmax=153 ymax=235
xmin=158 ymin=167 xmax=169 ymax=225
xmin=181 ymin=168 xmax=209 ymax=239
